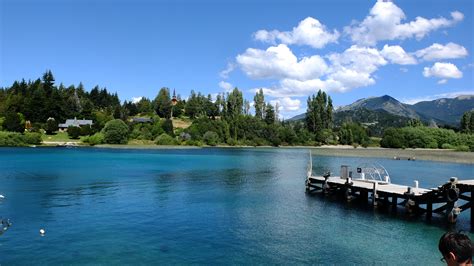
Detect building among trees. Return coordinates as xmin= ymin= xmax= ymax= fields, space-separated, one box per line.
xmin=58 ymin=118 xmax=93 ymax=130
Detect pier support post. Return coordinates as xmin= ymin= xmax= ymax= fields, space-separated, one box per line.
xmin=471 ymin=190 xmax=474 ymax=228
xmin=360 ymin=190 xmax=368 ymax=203
xmin=427 ymin=201 xmax=433 ymax=220
xmin=392 ymin=196 xmax=398 ymax=212
xmin=383 ymin=195 xmax=389 ymax=207
xmin=372 ymin=182 xmax=378 ymax=207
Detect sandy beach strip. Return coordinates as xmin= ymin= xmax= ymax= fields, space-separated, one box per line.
xmin=309 ymin=146 xmax=474 ymax=165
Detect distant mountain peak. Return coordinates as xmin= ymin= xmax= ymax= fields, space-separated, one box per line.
xmin=337 ymin=95 xmax=419 ymax=119
xmin=288 ymin=94 xmax=474 ymax=126
xmin=456 ymin=95 xmax=473 ymax=100
xmin=411 ymin=95 xmax=474 ymax=125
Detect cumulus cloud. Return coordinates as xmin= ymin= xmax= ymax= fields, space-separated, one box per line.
xmin=380 ymin=45 xmax=417 ymax=65
xmin=241 ymin=45 xmax=389 ymax=97
xmin=270 ymin=97 xmax=302 ymax=112
xmin=254 ymin=17 xmax=339 ymax=49
xmin=423 ymin=62 xmax=462 ymax=79
xmin=226 ymin=1 xmax=466 ymax=102
xmin=327 ymin=45 xmax=387 ymax=74
xmin=344 ymin=1 xmax=463 ymax=46
xmin=236 ymin=44 xmax=328 ymax=80
xmin=415 ymin=42 xmax=468 ymax=61
xmin=131 ymin=97 xmax=143 ymax=103
xmin=218 ymin=81 xmax=234 ymax=92
xmin=323 ymin=45 xmax=387 ymax=92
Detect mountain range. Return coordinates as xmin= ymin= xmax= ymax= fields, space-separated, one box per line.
xmin=289 ymin=94 xmax=474 ymax=129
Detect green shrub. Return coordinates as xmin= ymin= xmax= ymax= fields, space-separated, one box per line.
xmin=80 ymin=125 xmax=93 ymax=136
xmin=426 ymin=141 xmax=438 ymax=149
xmin=0 ymin=132 xmax=25 ymax=146
xmin=203 ymin=131 xmax=219 ymax=146
xmin=0 ymin=132 xmax=41 ymax=146
xmin=226 ymin=138 xmax=237 ymax=146
xmin=441 ymin=143 xmax=454 ymax=149
xmin=183 ymin=139 xmax=203 ymax=146
xmin=3 ymin=111 xmax=24 ymax=133
xmin=83 ymin=132 xmax=105 ymax=146
xmin=381 ymin=126 xmax=471 ymax=150
xmin=151 ymin=121 xmax=164 ymax=138
xmin=23 ymin=132 xmax=42 ymax=145
xmin=102 ymin=119 xmax=129 ymax=144
xmin=162 ymin=119 xmax=174 ymax=136
xmin=45 ymin=117 xmax=58 ymax=134
xmin=455 ymin=145 xmax=470 ymax=152
xmin=155 ymin=133 xmax=177 ymax=145
xmin=67 ymin=126 xmax=81 ymax=139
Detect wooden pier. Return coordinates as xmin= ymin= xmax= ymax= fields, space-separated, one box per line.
xmin=305 ymin=158 xmax=474 ymax=226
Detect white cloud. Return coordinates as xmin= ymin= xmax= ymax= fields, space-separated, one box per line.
xmin=400 ymin=67 xmax=408 ymax=73
xmin=254 ymin=17 xmax=339 ymax=49
xmin=218 ymin=81 xmax=234 ymax=92
xmin=344 ymin=1 xmax=463 ymax=46
xmin=233 ymin=4 xmax=466 ymax=100
xmin=236 ymin=44 xmax=328 ymax=80
xmin=220 ymin=62 xmax=235 ymax=79
xmin=423 ymin=62 xmax=462 ymax=79
xmin=270 ymin=97 xmax=302 ymax=112
xmin=243 ymin=45 xmax=388 ymax=97
xmin=327 ymin=45 xmax=387 ymax=74
xmin=323 ymin=45 xmax=387 ymax=92
xmin=380 ymin=45 xmax=417 ymax=65
xmin=415 ymin=42 xmax=468 ymax=61
xmin=131 ymin=97 xmax=143 ymax=104
xmin=401 ymin=91 xmax=474 ymax=104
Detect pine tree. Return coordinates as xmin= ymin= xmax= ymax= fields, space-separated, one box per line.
xmin=154 ymin=88 xmax=172 ymax=118
xmin=42 ymin=70 xmax=55 ymax=96
xmin=4 ymin=111 xmax=24 ymax=133
xmin=326 ymin=96 xmax=333 ymax=129
xmin=264 ymin=104 xmax=275 ymax=125
xmin=254 ymin=89 xmax=265 ymax=119
xmin=244 ymin=99 xmax=250 ymax=115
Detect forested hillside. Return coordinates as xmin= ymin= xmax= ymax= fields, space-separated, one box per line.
xmin=0 ymin=71 xmax=472 ymax=150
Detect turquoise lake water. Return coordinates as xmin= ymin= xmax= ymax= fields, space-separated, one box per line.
xmin=0 ymin=147 xmax=473 ymax=264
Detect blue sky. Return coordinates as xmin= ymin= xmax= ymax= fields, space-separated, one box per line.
xmin=1 ymin=0 xmax=473 ymax=118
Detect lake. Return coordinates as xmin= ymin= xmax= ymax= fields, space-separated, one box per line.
xmin=0 ymin=147 xmax=473 ymax=264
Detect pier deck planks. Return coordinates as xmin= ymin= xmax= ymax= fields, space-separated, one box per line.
xmin=309 ymin=176 xmax=431 ymax=196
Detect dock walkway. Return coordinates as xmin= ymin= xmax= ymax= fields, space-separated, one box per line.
xmin=306 ymin=166 xmax=474 ymax=226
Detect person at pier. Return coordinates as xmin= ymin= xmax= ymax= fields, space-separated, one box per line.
xmin=439 ymin=232 xmax=473 ymax=265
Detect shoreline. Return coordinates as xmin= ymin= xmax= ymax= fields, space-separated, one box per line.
xmin=309 ymin=147 xmax=474 ymax=165
xmin=28 ymin=142 xmax=474 ymax=164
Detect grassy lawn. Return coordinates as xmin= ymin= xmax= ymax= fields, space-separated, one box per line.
xmin=127 ymin=139 xmax=156 ymax=145
xmin=42 ymin=131 xmax=76 ymax=142
xmin=172 ymin=118 xmax=192 ymax=129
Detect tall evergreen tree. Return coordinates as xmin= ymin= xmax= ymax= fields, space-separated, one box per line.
xmin=42 ymin=70 xmax=55 ymax=96
xmin=264 ymin=104 xmax=275 ymax=125
xmin=326 ymin=96 xmax=333 ymax=129
xmin=244 ymin=99 xmax=250 ymax=116
xmin=305 ymin=90 xmax=333 ymax=137
xmin=461 ymin=111 xmax=470 ymax=132
xmin=4 ymin=111 xmax=24 ymax=133
xmin=254 ymin=89 xmax=265 ymax=119
xmin=226 ymin=88 xmax=243 ymax=119
xmin=154 ymin=88 xmax=172 ymax=118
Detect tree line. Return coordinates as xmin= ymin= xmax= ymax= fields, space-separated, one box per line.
xmin=1 ymin=70 xmax=471 ymax=149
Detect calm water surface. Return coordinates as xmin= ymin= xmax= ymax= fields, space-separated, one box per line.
xmin=0 ymin=147 xmax=473 ymax=264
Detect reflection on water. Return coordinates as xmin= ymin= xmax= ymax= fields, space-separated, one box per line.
xmin=0 ymin=147 xmax=472 ymax=264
